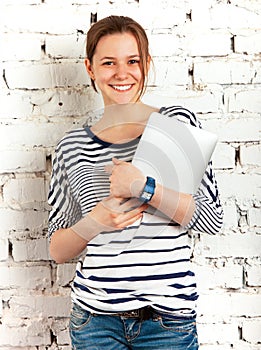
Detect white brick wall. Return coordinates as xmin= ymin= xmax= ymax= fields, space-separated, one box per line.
xmin=0 ymin=0 xmax=260 ymax=348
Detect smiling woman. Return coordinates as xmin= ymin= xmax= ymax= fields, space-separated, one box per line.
xmin=47 ymin=15 xmax=223 ymax=350
xmin=84 ymin=32 xmax=145 ymax=105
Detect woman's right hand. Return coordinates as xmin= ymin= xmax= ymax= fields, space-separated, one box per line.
xmin=89 ymin=196 xmax=148 ymax=232
xmin=50 ymin=196 xmax=148 ymax=264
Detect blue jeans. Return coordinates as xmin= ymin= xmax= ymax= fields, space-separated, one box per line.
xmin=69 ymin=303 xmax=199 ymax=350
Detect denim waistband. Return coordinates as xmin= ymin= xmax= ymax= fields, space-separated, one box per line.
xmin=96 ymin=305 xmax=196 ymax=321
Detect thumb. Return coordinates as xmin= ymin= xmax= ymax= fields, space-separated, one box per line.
xmin=112 ymin=157 xmax=122 ymax=165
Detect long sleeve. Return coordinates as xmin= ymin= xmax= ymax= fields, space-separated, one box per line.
xmin=48 ymin=140 xmax=82 ymax=239
xmin=159 ymin=105 xmax=223 ymax=235
xmin=185 ymin=160 xmax=223 ymax=234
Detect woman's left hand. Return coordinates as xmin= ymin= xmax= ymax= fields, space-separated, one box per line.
xmin=106 ymin=158 xmax=145 ymax=199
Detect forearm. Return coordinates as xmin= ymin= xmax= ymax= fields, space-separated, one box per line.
xmin=50 ymin=211 xmax=104 ymax=263
xmin=49 ymin=197 xmax=148 ymax=263
xmin=49 ymin=227 xmax=88 ymax=264
xmin=148 ymin=183 xmax=196 ymax=226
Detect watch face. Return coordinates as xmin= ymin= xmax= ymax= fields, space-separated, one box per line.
xmin=142 ymin=192 xmax=151 ymax=201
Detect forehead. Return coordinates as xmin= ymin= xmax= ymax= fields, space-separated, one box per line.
xmin=95 ymin=32 xmax=139 ymax=57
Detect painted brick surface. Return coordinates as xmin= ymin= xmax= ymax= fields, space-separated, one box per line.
xmin=0 ymin=0 xmax=260 ymax=348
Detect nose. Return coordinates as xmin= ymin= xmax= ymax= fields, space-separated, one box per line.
xmin=114 ymin=63 xmax=128 ymax=80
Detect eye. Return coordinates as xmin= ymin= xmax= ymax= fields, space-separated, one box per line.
xmin=102 ymin=61 xmax=114 ymax=66
xmin=128 ymin=59 xmax=140 ymax=64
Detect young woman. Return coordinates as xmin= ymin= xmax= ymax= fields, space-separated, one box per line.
xmin=48 ymin=15 xmax=223 ymax=350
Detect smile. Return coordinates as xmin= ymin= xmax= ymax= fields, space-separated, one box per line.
xmin=111 ymin=85 xmax=132 ymax=91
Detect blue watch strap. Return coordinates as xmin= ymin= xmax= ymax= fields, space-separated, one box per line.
xmin=139 ymin=176 xmax=156 ymax=203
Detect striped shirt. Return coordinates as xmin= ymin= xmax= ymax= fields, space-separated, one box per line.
xmin=48 ymin=106 xmax=223 ymax=318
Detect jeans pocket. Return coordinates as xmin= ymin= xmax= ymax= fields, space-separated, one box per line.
xmin=69 ymin=303 xmax=93 ymax=331
xmin=159 ymin=317 xmax=197 ymax=334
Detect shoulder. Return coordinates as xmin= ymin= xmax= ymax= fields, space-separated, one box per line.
xmin=55 ymin=127 xmax=92 ymax=153
xmin=159 ymin=105 xmax=201 ymax=127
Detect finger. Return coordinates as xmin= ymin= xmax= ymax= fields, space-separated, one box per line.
xmin=111 ymin=203 xmax=148 ymax=223
xmin=104 ymin=163 xmax=114 ymax=174
xmin=112 ymin=157 xmax=123 ymax=165
xmin=119 ymin=198 xmax=141 ymax=212
xmin=102 ymin=196 xmax=125 ymax=213
xmin=115 ymin=213 xmax=143 ymax=228
xmin=128 ymin=202 xmax=148 ymax=214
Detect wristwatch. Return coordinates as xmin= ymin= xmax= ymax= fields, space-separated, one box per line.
xmin=139 ymin=176 xmax=156 ymax=203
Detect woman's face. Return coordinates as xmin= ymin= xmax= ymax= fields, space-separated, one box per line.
xmin=85 ymin=32 xmax=147 ymax=106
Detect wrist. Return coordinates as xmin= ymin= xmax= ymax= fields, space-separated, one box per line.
xmin=130 ymin=176 xmax=147 ymax=198
xmin=138 ymin=176 xmax=156 ymax=203
xmin=71 ymin=213 xmax=100 ymax=242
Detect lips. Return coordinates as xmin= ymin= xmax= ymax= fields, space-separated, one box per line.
xmin=111 ymin=84 xmax=132 ymax=91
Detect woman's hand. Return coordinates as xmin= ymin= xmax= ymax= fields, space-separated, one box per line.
xmin=89 ymin=195 xmax=148 ymax=231
xmin=106 ymin=158 xmax=146 ymax=199
xmin=52 ymin=196 xmax=148 ymax=264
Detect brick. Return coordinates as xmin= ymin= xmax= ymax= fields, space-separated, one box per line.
xmin=9 ymin=295 xmax=71 ymax=318
xmin=195 ymin=265 xmax=243 ymax=291
xmin=211 ymin=143 xmax=235 ymax=169
xmin=3 ymin=178 xmax=46 ymax=204
xmin=242 ymin=320 xmax=261 ymax=343
xmin=240 ymin=144 xmax=261 ymax=166
xmin=51 ymin=318 xmax=70 ymax=345
xmin=0 ymin=92 xmax=33 ymax=119
xmin=246 ymin=265 xmax=261 ymax=287
xmin=38 ymin=89 xmax=102 ymax=118
xmin=227 ymin=88 xmax=261 ymax=113
xmin=143 ymin=89 xmax=222 ymax=113
xmin=222 ymin=202 xmax=238 ymax=229
xmin=248 ymin=208 xmax=261 ymax=227
xmin=12 ymin=238 xmax=50 ymax=262
xmin=216 ymin=173 xmax=260 ymax=201
xmin=149 ymin=34 xmax=181 ymax=56
xmin=1 ymin=0 xmax=41 ymax=3
xmin=152 ymin=58 xmax=189 ymax=86
xmin=198 ymin=292 xmax=261 ymax=317
xmin=202 ymin=118 xmax=260 ymax=142
xmin=45 ymin=34 xmax=86 ymax=58
xmin=194 ymin=60 xmax=255 ymax=84
xmin=0 ymin=266 xmax=51 ymax=289
xmin=0 ymin=320 xmax=51 ymax=347
xmin=139 ymin=1 xmax=186 ymax=28
xmin=4 ymin=62 xmax=88 ymax=89
xmin=198 ymin=345 xmax=232 ymax=350
xmin=209 ymin=4 xmax=261 ymax=30
xmin=0 ymin=4 xmax=90 ymax=35
xmin=0 ymin=209 xmax=48 ymax=233
xmin=197 ymin=322 xmax=238 ymax=344
xmin=0 ymin=34 xmax=41 ymax=61
xmin=235 ymin=31 xmax=261 ymax=54
xmin=195 ymin=232 xmax=261 ymax=258
xmin=189 ymin=32 xmax=231 ymax=57
xmin=0 ymin=150 xmax=46 ymax=173
xmin=0 ymin=123 xmax=74 ymax=149
xmin=190 ymin=1 xmax=210 ymax=27
xmin=0 ymin=239 xmax=9 ymax=262
xmin=57 ymin=263 xmax=76 ymax=287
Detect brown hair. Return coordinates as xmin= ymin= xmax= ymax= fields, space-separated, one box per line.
xmin=86 ymin=15 xmax=151 ymax=99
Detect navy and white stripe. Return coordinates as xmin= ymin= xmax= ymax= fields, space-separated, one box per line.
xmin=48 ymin=106 xmax=223 ymax=318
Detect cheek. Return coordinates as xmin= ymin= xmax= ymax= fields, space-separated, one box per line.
xmin=95 ymin=70 xmax=113 ymax=86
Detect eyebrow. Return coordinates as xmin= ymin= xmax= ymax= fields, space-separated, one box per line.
xmin=100 ymin=54 xmax=140 ymax=61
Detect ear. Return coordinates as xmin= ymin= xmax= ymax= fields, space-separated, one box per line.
xmin=85 ymin=58 xmax=95 ymax=80
xmin=146 ymin=55 xmax=151 ymax=75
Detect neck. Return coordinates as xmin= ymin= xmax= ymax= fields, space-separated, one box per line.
xmin=90 ymin=103 xmax=159 ymax=144
xmin=101 ymin=102 xmax=158 ymax=125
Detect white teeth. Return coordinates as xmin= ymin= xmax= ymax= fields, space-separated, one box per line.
xmin=112 ymin=85 xmax=131 ymax=91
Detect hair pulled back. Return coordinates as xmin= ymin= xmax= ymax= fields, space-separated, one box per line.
xmin=86 ymin=15 xmax=151 ymax=98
